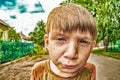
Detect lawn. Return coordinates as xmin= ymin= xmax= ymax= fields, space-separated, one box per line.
xmin=92 ymin=48 xmax=120 ymax=60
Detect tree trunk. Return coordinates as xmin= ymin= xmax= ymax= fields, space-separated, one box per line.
xmin=104 ymin=39 xmax=109 ymax=52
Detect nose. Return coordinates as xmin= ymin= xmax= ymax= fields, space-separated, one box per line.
xmin=64 ymin=41 xmax=78 ymax=60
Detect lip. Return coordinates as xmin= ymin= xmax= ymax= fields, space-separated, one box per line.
xmin=63 ymin=65 xmax=77 ymax=69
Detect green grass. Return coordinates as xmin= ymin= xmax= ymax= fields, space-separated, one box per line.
xmin=92 ymin=48 xmax=120 ymax=60
xmin=27 ymin=44 xmax=49 ymax=59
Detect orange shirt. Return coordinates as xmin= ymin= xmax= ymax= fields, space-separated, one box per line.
xmin=31 ymin=60 xmax=96 ymax=80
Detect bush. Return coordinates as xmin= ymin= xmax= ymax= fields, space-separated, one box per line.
xmin=34 ymin=44 xmax=48 ymax=55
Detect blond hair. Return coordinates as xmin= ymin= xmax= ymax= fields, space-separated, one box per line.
xmin=46 ymin=3 xmax=97 ymax=39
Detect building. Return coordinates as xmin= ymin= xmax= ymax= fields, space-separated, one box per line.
xmin=18 ymin=31 xmax=32 ymax=42
xmin=0 ymin=19 xmax=9 ymax=40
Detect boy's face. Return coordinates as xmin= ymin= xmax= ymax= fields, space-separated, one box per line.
xmin=44 ymin=30 xmax=96 ymax=76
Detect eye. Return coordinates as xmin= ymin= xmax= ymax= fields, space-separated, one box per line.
xmin=79 ymin=39 xmax=90 ymax=47
xmin=56 ymin=37 xmax=66 ymax=42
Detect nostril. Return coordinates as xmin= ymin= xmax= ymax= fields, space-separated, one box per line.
xmin=64 ymin=51 xmax=78 ymax=60
xmin=72 ymin=57 xmax=78 ymax=60
xmin=64 ymin=54 xmax=78 ymax=60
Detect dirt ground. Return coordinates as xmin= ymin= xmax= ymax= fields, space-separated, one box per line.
xmin=0 ymin=54 xmax=120 ymax=80
xmin=0 ymin=55 xmax=48 ymax=80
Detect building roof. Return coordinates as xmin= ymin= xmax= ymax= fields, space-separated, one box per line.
xmin=0 ymin=19 xmax=9 ymax=27
xmin=18 ymin=31 xmax=31 ymax=41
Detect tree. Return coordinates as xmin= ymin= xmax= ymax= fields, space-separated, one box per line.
xmin=60 ymin=0 xmax=120 ymax=52
xmin=29 ymin=20 xmax=45 ymax=47
xmin=8 ymin=27 xmax=20 ymax=41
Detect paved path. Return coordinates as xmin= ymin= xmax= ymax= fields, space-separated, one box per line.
xmin=88 ymin=54 xmax=120 ymax=80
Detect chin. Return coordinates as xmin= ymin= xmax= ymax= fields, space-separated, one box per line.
xmin=61 ymin=68 xmax=79 ymax=73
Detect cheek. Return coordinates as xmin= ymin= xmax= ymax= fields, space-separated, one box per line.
xmin=48 ymin=44 xmax=66 ymax=61
xmin=48 ymin=48 xmax=58 ymax=59
xmin=78 ymin=48 xmax=91 ymax=61
xmin=79 ymin=53 xmax=90 ymax=61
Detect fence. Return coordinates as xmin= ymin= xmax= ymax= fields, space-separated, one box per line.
xmin=0 ymin=40 xmax=34 ymax=63
xmin=108 ymin=40 xmax=120 ymax=52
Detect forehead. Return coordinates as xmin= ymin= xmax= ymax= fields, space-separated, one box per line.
xmin=49 ymin=30 xmax=93 ymax=40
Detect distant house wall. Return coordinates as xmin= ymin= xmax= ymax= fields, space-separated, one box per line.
xmin=1 ymin=30 xmax=9 ymax=40
xmin=0 ymin=20 xmax=9 ymax=40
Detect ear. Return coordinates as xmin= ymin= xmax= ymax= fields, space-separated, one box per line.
xmin=92 ymin=40 xmax=96 ymax=48
xmin=44 ymin=34 xmax=49 ymax=49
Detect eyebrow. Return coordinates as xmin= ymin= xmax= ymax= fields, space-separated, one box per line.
xmin=79 ymin=37 xmax=93 ymax=42
xmin=80 ymin=36 xmax=90 ymax=39
xmin=50 ymin=33 xmax=66 ymax=39
xmin=51 ymin=32 xmax=65 ymax=36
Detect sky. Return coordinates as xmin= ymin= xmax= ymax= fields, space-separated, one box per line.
xmin=0 ymin=0 xmax=65 ymax=36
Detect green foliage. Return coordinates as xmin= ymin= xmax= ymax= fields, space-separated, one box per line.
xmin=34 ymin=44 xmax=48 ymax=55
xmin=29 ymin=20 xmax=45 ymax=47
xmin=60 ymin=0 xmax=120 ymax=52
xmin=8 ymin=27 xmax=20 ymax=41
xmin=27 ymin=44 xmax=48 ymax=58
xmin=92 ymin=48 xmax=120 ymax=60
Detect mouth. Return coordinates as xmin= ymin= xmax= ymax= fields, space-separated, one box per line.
xmin=63 ymin=65 xmax=77 ymax=69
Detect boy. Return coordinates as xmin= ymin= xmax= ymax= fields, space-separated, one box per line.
xmin=31 ymin=3 xmax=97 ymax=80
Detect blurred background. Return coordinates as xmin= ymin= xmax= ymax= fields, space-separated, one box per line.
xmin=0 ymin=0 xmax=120 ymax=80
